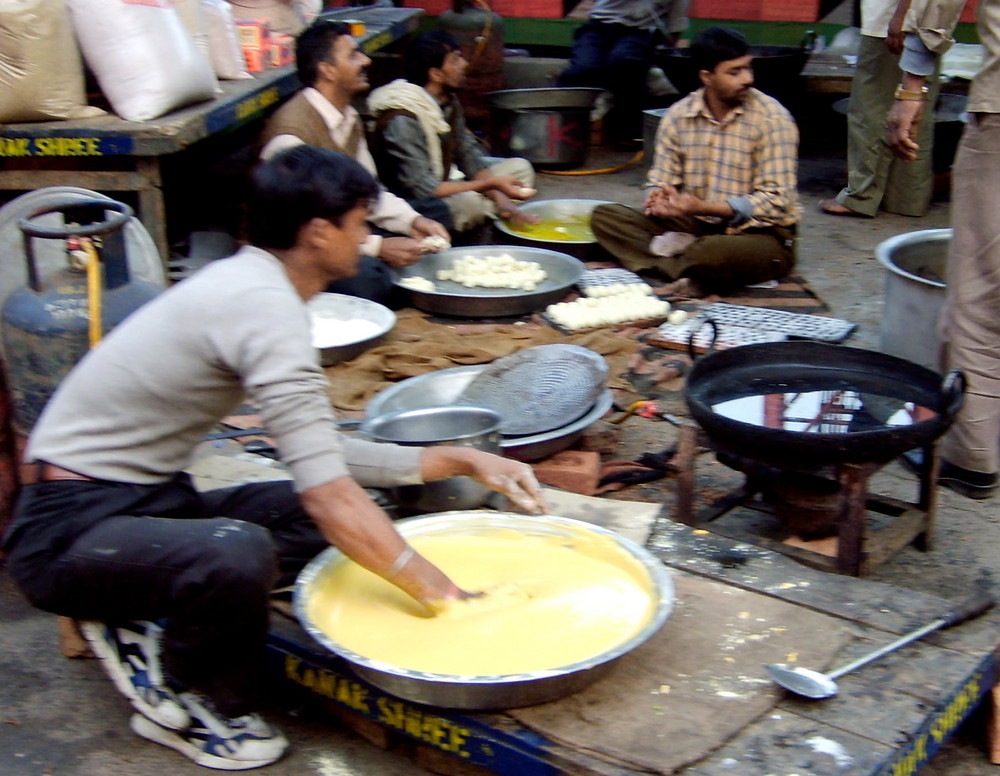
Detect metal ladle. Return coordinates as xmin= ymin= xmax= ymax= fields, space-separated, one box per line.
xmin=765 ymin=593 xmax=994 ymax=699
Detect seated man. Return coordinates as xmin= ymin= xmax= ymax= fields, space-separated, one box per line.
xmin=367 ymin=30 xmax=536 ymax=238
xmin=557 ymin=0 xmax=690 ymax=149
xmin=260 ymin=20 xmax=451 ymax=305
xmin=592 ymin=26 xmax=799 ymax=297
xmin=1 ymin=146 xmax=545 ymax=770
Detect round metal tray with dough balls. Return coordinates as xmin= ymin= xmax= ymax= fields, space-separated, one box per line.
xmin=393 ymin=245 xmax=583 ymax=317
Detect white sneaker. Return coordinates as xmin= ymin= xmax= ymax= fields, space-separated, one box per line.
xmin=80 ymin=620 xmax=190 ymax=730
xmin=130 ymin=693 xmax=288 ymax=770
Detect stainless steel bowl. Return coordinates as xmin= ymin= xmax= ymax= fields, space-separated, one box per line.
xmin=294 ymin=511 xmax=674 ymax=709
xmin=394 ymin=245 xmax=582 ymax=317
xmin=307 ymin=292 xmax=396 ymax=366
xmin=364 ymin=364 xmax=613 ymax=461
xmin=493 ymin=199 xmax=611 ymax=259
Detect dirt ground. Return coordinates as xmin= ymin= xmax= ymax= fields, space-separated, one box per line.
xmin=3 ymin=94 xmax=998 ymax=776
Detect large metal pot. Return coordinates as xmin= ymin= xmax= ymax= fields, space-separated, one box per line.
xmin=656 ymin=36 xmax=815 ymax=105
xmin=685 ymin=337 xmax=964 ymax=470
xmin=294 ymin=511 xmax=674 ymax=709
xmin=486 ymin=87 xmax=602 ymax=168
xmin=876 ymin=228 xmax=948 ymax=372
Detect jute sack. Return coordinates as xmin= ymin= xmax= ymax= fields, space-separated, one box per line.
xmin=0 ymin=0 xmax=106 ymax=122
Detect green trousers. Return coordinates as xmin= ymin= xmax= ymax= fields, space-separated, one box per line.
xmin=836 ymin=34 xmax=939 ymax=217
xmin=591 ymin=204 xmax=796 ymax=294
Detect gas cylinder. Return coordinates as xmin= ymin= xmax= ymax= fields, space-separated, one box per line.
xmin=439 ymin=0 xmax=505 ymax=132
xmin=1 ymin=199 xmax=162 ymax=434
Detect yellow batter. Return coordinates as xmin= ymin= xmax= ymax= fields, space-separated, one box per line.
xmin=306 ymin=528 xmax=658 ymax=676
xmin=509 ymin=215 xmax=595 ymax=242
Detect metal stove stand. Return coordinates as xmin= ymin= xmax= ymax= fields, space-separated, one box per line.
xmin=672 ymin=424 xmax=939 ymax=576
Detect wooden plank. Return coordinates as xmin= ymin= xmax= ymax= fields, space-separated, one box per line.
xmin=649 ymin=519 xmax=1000 ymax=648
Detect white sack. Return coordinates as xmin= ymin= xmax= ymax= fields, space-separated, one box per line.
xmin=0 ymin=0 xmax=106 ymax=122
xmin=66 ymin=0 xmax=218 ymax=122
xmin=203 ymin=0 xmax=252 ymax=80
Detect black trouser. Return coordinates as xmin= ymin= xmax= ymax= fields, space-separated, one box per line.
xmin=4 ymin=476 xmax=326 ymax=717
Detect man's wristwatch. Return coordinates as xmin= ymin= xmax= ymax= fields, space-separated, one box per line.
xmin=894 ymin=85 xmax=929 ymax=101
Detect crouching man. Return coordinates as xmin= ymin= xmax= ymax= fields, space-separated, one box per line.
xmin=2 ymin=146 xmax=545 ymax=770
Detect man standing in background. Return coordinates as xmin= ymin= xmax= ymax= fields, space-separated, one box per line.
xmin=889 ymin=0 xmax=1000 ymax=499
xmin=557 ymin=0 xmax=690 ymax=149
xmin=820 ymin=0 xmax=940 ymax=218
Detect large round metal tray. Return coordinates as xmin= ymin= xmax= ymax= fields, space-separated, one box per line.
xmin=294 ymin=511 xmax=674 ymax=709
xmin=493 ymin=199 xmax=611 ymax=260
xmin=365 ymin=364 xmax=613 ymax=461
xmin=393 ymin=245 xmax=582 ymax=317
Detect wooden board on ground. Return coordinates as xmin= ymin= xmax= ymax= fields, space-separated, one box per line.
xmin=267 ymin=515 xmax=1000 ymax=776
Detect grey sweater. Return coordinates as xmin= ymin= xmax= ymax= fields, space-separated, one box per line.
xmin=26 ymin=246 xmax=423 ymax=492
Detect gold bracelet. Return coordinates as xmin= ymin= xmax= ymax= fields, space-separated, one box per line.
xmin=387 ymin=545 xmax=415 ymax=578
xmin=894 ymin=85 xmax=929 ymax=101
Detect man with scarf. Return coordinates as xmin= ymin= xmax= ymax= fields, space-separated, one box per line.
xmin=367 ymin=30 xmax=537 ymax=237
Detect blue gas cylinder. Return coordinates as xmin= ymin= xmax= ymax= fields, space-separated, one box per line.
xmin=1 ymin=199 xmax=161 ymax=433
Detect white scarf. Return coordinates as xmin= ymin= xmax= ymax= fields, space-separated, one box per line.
xmin=368 ymin=79 xmax=450 ymax=179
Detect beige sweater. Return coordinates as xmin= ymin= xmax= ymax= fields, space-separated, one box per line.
xmin=26 ymin=246 xmax=422 ymax=492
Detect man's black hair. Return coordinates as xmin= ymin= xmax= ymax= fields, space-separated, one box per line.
xmin=690 ymin=26 xmax=750 ymax=74
xmin=402 ymin=30 xmax=460 ymax=87
xmin=248 ymin=146 xmax=379 ymax=249
xmin=295 ymin=19 xmax=351 ymax=87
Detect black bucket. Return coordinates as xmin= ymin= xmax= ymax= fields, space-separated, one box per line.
xmin=486 ymin=88 xmax=601 ymax=169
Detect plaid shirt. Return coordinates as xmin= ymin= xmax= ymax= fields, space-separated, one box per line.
xmin=646 ymin=87 xmax=799 ymax=229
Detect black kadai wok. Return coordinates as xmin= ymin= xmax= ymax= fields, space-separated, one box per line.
xmin=684 ymin=337 xmax=964 ymax=471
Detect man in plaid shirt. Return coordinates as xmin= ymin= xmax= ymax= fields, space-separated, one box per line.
xmin=592 ymin=26 xmax=799 ymax=297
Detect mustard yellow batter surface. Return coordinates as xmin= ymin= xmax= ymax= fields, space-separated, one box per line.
xmin=306 ymin=529 xmax=657 ymax=676
xmin=508 ymin=215 xmax=594 ymax=242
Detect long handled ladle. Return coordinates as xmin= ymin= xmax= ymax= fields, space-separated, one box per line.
xmin=765 ymin=593 xmax=994 ymax=699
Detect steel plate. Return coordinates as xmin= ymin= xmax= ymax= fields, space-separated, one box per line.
xmin=394 ymin=245 xmax=582 ymax=317
xmin=364 ymin=364 xmax=613 ymax=461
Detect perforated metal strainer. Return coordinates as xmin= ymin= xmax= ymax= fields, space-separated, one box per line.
xmin=457 ymin=344 xmax=608 ymax=436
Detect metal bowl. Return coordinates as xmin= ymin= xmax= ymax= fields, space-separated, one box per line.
xmin=307 ymin=292 xmax=396 ymax=366
xmin=294 ymin=511 xmax=674 ymax=709
xmin=394 ymin=245 xmax=582 ymax=317
xmin=493 ymin=199 xmax=611 ymax=259
xmin=364 ymin=364 xmax=613 ymax=461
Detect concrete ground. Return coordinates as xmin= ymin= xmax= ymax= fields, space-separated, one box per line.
xmin=3 ymin=97 xmax=998 ymax=776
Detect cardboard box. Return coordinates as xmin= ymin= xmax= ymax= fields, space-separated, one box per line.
xmin=268 ymin=33 xmax=294 ymax=67
xmin=236 ymin=21 xmax=268 ymax=50
xmin=243 ymin=46 xmax=266 ymax=73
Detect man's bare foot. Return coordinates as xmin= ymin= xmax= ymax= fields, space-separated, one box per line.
xmin=661 ymin=277 xmax=704 ymax=298
xmin=818 ymin=199 xmax=867 ymax=217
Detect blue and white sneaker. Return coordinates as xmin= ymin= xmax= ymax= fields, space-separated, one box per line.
xmin=79 ymin=620 xmax=190 ymax=730
xmin=129 ymin=692 xmax=288 ymax=770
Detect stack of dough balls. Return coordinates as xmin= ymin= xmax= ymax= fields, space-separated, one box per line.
xmin=546 ymin=283 xmax=688 ymax=331
xmin=400 ymin=252 xmax=549 ymax=293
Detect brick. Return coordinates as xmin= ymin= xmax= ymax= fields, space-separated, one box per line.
xmin=530 ymin=450 xmax=601 ymax=495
